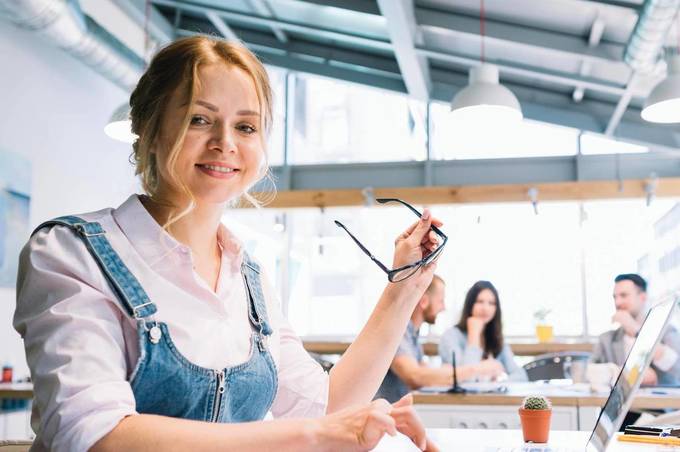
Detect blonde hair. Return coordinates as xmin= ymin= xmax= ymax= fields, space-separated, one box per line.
xmin=129 ymin=35 xmax=275 ymax=230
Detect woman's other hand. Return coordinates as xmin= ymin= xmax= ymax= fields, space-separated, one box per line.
xmin=390 ymin=394 xmax=440 ymax=451
xmin=315 ymin=396 xmax=438 ymax=451
xmin=315 ymin=398 xmax=395 ymax=451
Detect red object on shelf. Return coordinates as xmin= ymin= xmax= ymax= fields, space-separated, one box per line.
xmin=1 ymin=365 xmax=12 ymax=383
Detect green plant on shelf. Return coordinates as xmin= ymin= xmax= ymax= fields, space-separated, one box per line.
xmin=533 ymin=308 xmax=552 ymax=324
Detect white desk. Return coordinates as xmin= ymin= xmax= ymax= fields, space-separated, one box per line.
xmin=413 ymin=384 xmax=680 ymax=431
xmin=373 ymin=429 xmax=671 ymax=451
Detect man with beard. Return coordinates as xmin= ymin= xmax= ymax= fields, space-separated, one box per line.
xmin=376 ymin=275 xmax=459 ymax=402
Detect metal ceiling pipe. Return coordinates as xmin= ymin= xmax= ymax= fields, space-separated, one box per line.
xmin=624 ymin=0 xmax=680 ymax=74
xmin=0 ymin=0 xmax=143 ymax=90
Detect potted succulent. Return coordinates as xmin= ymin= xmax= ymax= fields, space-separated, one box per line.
xmin=533 ymin=308 xmax=553 ymax=343
xmin=519 ymin=396 xmax=552 ymax=443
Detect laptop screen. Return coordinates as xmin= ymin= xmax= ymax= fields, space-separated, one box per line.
xmin=587 ymin=298 xmax=678 ymax=452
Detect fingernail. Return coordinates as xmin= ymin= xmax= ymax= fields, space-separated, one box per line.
xmin=421 ymin=210 xmax=430 ymax=221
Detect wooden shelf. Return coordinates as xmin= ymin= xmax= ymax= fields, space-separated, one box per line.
xmin=303 ymin=340 xmax=594 ymax=357
xmin=251 ymin=178 xmax=680 ymax=209
xmin=0 ymin=383 xmax=33 ymax=400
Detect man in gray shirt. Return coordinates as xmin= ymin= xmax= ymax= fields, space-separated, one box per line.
xmin=591 ymin=273 xmax=680 ymax=386
xmin=375 ymin=275 xmax=452 ymax=402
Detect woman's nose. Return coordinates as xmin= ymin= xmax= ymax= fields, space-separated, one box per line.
xmin=210 ymin=124 xmax=237 ymax=153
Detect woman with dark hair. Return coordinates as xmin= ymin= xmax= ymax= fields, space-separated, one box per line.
xmin=439 ymin=281 xmax=527 ymax=382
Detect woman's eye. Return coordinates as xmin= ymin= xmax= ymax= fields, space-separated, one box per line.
xmin=237 ymin=124 xmax=257 ymax=134
xmin=190 ymin=115 xmax=209 ymax=125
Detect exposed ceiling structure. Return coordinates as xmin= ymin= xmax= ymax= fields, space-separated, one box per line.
xmin=136 ymin=0 xmax=680 ymax=150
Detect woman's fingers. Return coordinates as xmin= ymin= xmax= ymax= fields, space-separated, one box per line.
xmin=359 ymin=409 xmax=397 ymax=450
xmin=424 ymin=437 xmax=440 ymax=452
xmin=391 ymin=393 xmax=414 ymax=409
xmin=390 ymin=406 xmax=428 ymax=451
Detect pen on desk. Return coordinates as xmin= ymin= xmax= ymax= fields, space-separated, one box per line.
xmin=651 ymin=390 xmax=669 ymax=395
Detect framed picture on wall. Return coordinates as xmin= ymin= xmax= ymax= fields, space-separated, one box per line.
xmin=0 ymin=150 xmax=30 ymax=287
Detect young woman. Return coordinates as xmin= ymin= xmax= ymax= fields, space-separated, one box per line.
xmin=439 ymin=281 xmax=527 ymax=382
xmin=14 ymin=36 xmax=442 ymax=451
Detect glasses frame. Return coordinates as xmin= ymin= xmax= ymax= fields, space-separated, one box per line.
xmin=334 ymin=198 xmax=448 ymax=282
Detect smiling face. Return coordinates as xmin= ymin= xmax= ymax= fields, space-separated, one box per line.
xmin=155 ymin=63 xmax=266 ymax=206
xmin=471 ymin=288 xmax=498 ymax=325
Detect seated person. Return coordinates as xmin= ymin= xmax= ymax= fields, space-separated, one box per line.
xmin=591 ymin=273 xmax=680 ymax=386
xmin=439 ymin=280 xmax=528 ymax=382
xmin=375 ymin=276 xmax=454 ymax=402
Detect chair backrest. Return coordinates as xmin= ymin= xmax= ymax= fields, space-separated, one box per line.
xmin=522 ymin=351 xmax=591 ymax=381
xmin=0 ymin=441 xmax=32 ymax=452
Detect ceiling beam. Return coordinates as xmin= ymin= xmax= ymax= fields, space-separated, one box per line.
xmin=246 ymin=0 xmax=288 ymax=43
xmin=573 ymin=16 xmax=606 ymax=102
xmin=377 ymin=0 xmax=431 ymax=102
xmin=416 ymin=6 xmax=627 ymax=66
xmin=205 ymin=10 xmax=238 ymax=41
xmin=154 ymin=0 xmax=393 ymax=51
xmin=117 ymin=0 xmax=175 ymax=45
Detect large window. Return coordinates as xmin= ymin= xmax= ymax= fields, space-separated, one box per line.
xmin=579 ymin=133 xmax=649 ymax=155
xmin=429 ymin=101 xmax=580 ymax=160
xmin=289 ymin=73 xmax=427 ymax=164
xmin=265 ymin=65 xmax=286 ymax=166
xmin=227 ymin=198 xmax=680 ymax=339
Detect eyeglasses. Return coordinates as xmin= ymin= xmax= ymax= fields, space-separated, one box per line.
xmin=334 ymin=198 xmax=448 ymax=282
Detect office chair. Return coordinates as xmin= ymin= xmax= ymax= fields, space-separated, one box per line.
xmin=523 ymin=351 xmax=591 ymax=381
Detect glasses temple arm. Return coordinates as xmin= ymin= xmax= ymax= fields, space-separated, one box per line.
xmin=376 ymin=198 xmax=447 ymax=238
xmin=334 ymin=221 xmax=391 ymax=274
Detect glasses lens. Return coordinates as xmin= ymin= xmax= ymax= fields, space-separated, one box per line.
xmin=423 ymin=242 xmax=445 ymax=265
xmin=390 ymin=265 xmax=421 ymax=282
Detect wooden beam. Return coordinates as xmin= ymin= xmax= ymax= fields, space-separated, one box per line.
xmin=251 ymin=178 xmax=680 ymax=208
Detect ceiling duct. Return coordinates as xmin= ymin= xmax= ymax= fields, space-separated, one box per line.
xmin=0 ymin=0 xmax=143 ymax=90
xmin=624 ymin=0 xmax=680 ymax=74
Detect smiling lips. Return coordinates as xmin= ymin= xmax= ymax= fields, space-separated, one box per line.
xmin=196 ymin=163 xmax=240 ymax=179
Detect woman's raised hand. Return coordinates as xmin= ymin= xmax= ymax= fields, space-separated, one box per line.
xmin=392 ymin=208 xmax=443 ymax=291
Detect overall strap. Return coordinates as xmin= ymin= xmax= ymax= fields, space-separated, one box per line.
xmin=32 ymin=215 xmax=158 ymax=321
xmin=241 ymin=251 xmax=273 ymax=336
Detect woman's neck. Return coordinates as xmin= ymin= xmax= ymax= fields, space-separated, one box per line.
xmin=141 ymin=193 xmax=225 ymax=258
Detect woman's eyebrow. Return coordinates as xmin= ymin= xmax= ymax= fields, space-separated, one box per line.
xmin=195 ymin=100 xmax=219 ymax=112
xmin=237 ymin=110 xmax=260 ymax=117
xmin=188 ymin=101 xmax=259 ymax=117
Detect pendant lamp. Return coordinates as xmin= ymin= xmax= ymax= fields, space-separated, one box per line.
xmin=450 ymin=63 xmax=523 ymax=123
xmin=104 ymin=102 xmax=137 ymax=143
xmin=450 ymin=0 xmax=522 ymax=123
xmin=641 ymin=54 xmax=680 ymax=123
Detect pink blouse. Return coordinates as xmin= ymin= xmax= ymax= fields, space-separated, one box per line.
xmin=14 ymin=195 xmax=328 ymax=452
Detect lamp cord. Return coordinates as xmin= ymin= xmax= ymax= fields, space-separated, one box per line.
xmin=144 ymin=0 xmax=152 ymax=65
xmin=480 ymin=0 xmax=485 ymax=63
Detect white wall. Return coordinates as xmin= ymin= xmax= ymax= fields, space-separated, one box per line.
xmin=0 ymin=18 xmax=139 ymax=379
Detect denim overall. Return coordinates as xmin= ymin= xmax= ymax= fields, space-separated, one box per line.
xmin=33 ymin=216 xmax=278 ymax=422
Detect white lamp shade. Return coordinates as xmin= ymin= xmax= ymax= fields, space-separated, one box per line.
xmin=451 ymin=64 xmax=523 ymax=122
xmin=641 ymin=55 xmax=680 ymax=124
xmin=104 ymin=102 xmax=138 ymax=143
